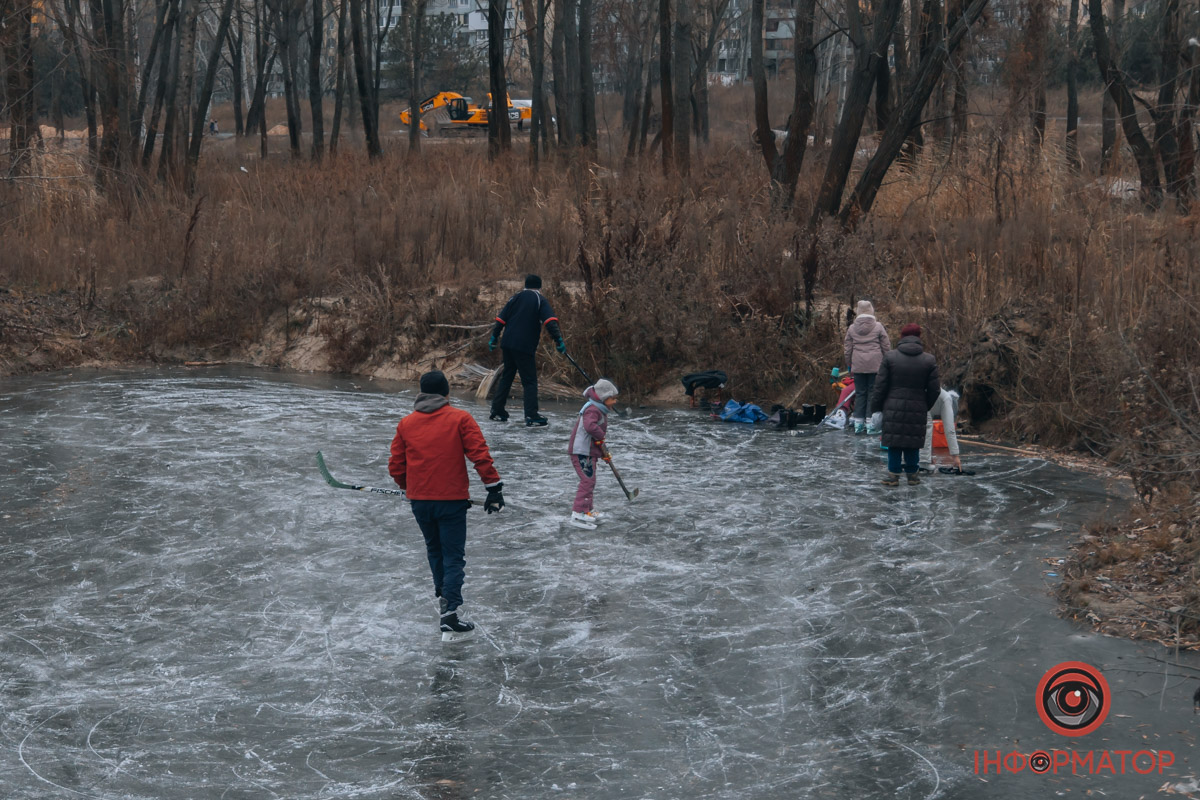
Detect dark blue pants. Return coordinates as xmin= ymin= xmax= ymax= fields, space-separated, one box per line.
xmin=852 ymin=372 xmax=876 ymax=421
xmin=491 ymin=347 xmax=539 ymax=419
xmin=887 ymin=448 xmax=920 ymax=474
xmin=410 ymin=500 xmax=470 ymax=613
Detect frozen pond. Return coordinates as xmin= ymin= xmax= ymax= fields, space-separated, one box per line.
xmin=1 ymin=368 xmax=1197 ymax=799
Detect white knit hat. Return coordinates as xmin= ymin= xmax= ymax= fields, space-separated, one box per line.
xmin=591 ymin=379 xmax=619 ymax=400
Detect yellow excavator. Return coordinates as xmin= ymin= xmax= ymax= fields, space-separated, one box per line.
xmin=400 ymin=91 xmax=531 ymax=135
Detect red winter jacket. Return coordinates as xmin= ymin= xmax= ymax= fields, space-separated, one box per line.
xmin=389 ymin=395 xmax=501 ymax=501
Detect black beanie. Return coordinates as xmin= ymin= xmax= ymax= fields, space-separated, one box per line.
xmin=524 ymin=274 xmax=542 ymax=289
xmin=419 ymin=370 xmax=450 ymax=397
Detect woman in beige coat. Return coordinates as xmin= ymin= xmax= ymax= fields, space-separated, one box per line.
xmin=843 ymin=300 xmax=891 ymax=434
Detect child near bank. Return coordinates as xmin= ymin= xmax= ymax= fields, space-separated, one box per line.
xmin=566 ymin=379 xmax=619 ymax=530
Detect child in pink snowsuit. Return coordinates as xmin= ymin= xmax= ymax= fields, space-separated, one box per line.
xmin=566 ymin=379 xmax=619 ymax=530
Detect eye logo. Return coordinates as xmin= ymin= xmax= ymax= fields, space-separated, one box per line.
xmin=1036 ymin=662 xmax=1110 ymax=737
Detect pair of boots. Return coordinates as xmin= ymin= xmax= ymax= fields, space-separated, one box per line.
xmin=882 ymin=471 xmax=921 ymax=487
xmin=854 ymin=420 xmax=882 ymax=435
xmin=569 ymin=510 xmax=603 ymax=529
xmin=489 ymin=409 xmax=548 ymax=426
xmin=438 ymin=596 xmax=475 ymax=642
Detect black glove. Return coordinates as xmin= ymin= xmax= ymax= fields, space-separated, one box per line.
xmin=484 ymin=482 xmax=505 ymax=514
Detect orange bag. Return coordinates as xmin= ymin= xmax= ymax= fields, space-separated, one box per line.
xmin=932 ymin=420 xmax=948 ymax=448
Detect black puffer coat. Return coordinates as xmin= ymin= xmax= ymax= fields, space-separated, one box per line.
xmin=868 ymin=336 xmax=940 ymax=450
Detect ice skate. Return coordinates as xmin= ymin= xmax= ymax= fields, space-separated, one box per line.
xmin=440 ymin=608 xmax=476 ymax=642
xmin=489 ymin=410 xmax=509 ymax=422
xmin=525 ymin=414 xmax=548 ymax=427
xmin=569 ymin=511 xmax=598 ymax=529
xmin=854 ymin=420 xmax=866 ymax=434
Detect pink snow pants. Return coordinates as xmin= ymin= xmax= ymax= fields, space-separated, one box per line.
xmin=571 ymin=454 xmax=596 ymax=513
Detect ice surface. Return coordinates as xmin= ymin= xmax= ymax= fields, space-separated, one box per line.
xmin=0 ymin=368 xmax=1196 ymax=799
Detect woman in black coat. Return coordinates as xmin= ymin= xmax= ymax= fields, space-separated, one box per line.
xmin=868 ymin=323 xmax=941 ymax=486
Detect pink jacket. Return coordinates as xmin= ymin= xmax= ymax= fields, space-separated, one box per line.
xmin=567 ymin=387 xmax=610 ymax=458
xmin=843 ymin=314 xmax=891 ymax=375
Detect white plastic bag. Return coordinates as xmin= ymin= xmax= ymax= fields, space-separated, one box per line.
xmin=824 ymin=409 xmax=848 ymax=429
xmin=870 ymin=411 xmax=883 ymax=430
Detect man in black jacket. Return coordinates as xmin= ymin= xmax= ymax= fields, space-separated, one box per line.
xmin=869 ymin=323 xmax=940 ymax=486
xmin=488 ymin=274 xmax=565 ymax=426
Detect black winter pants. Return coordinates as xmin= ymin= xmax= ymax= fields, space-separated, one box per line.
xmin=491 ymin=348 xmax=539 ymax=419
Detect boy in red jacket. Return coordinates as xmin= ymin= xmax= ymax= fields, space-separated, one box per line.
xmin=389 ymin=371 xmax=505 ymax=642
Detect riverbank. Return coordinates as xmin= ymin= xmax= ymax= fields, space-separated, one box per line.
xmin=3 ymin=141 xmax=1197 ymax=651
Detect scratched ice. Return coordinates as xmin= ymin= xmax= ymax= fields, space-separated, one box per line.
xmin=1 ymin=368 xmax=1197 ymax=800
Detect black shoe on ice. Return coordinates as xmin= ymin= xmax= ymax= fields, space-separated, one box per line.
xmin=489 ymin=410 xmax=509 ymax=422
xmin=525 ymin=415 xmax=548 ymax=427
xmin=440 ymin=610 xmax=476 ymax=643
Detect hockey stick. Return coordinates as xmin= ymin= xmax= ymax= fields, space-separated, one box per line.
xmin=601 ymin=448 xmax=640 ymax=500
xmin=820 ymin=388 xmax=856 ymax=426
xmin=317 ymin=452 xmax=482 ymax=506
xmin=563 ymin=351 xmax=592 ymax=383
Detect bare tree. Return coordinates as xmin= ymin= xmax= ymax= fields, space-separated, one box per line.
xmin=3 ymin=0 xmax=37 ymax=174
xmin=1065 ymin=0 xmax=1081 ymax=170
xmin=330 ymin=0 xmax=347 ymax=153
xmin=1027 ymin=0 xmax=1047 ymax=147
xmin=1100 ymin=0 xmax=1125 ymax=172
xmin=403 ymin=0 xmax=428 ymax=153
xmin=186 ymin=0 xmax=237 ymax=188
xmin=348 ymin=0 xmax=381 ymax=157
xmin=672 ymin=0 xmax=692 ymax=173
xmin=751 ymin=0 xmax=819 ymax=210
xmin=309 ymin=0 xmax=326 ymax=160
xmin=487 ymin=0 xmax=512 ymax=157
xmin=659 ymin=0 xmax=673 ymax=172
xmin=1088 ymin=0 xmax=1161 ymax=206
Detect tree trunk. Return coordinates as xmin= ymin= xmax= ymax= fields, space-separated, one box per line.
xmin=1100 ymin=0 xmax=1125 ymax=172
xmin=1065 ymin=0 xmax=1080 ymax=170
xmin=1028 ymin=0 xmax=1047 ymax=147
xmin=874 ymin=40 xmax=891 ymax=133
xmin=349 ymin=0 xmax=381 ymax=157
xmin=185 ymin=0 xmax=236 ymax=188
xmin=561 ymin=0 xmax=583 ymax=147
xmin=1153 ymin=0 xmax=1182 ymax=204
xmin=2 ymin=0 xmax=36 ymax=175
xmin=841 ymin=0 xmax=990 ymax=224
xmin=579 ymin=0 xmax=597 ymax=148
xmin=228 ymin=15 xmax=246 ymax=136
xmin=407 ymin=0 xmax=428 ymax=153
xmin=1089 ymin=0 xmax=1161 ymax=207
xmin=522 ymin=0 xmax=549 ymax=164
xmin=750 ymin=0 xmax=777 ymax=170
xmin=949 ymin=0 xmax=968 ymax=142
xmin=811 ymin=0 xmax=903 ymax=222
xmin=143 ymin=0 xmax=179 ymax=167
xmin=330 ymin=0 xmax=347 ymax=153
xmin=770 ymin=0 xmax=818 ymax=210
xmin=637 ymin=45 xmax=654 ymax=154
xmin=659 ymin=0 xmax=674 ymax=173
xmin=550 ymin=0 xmax=571 ymax=145
xmin=487 ymin=0 xmax=512 ymax=158
xmin=309 ymin=0 xmax=326 ymax=160
xmin=1177 ymin=46 xmax=1199 ymax=199
xmin=672 ymin=0 xmax=693 ymax=174
xmin=132 ymin=0 xmax=173 ymax=157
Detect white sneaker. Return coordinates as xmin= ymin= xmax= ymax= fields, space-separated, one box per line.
xmin=569 ymin=511 xmax=598 ymax=530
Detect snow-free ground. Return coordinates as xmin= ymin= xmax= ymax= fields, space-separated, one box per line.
xmin=1 ymin=368 xmax=1197 ymax=799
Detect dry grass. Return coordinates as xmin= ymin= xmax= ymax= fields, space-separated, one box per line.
xmin=2 ymin=90 xmax=1197 ymax=476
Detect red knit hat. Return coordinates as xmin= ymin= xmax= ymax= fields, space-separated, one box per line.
xmin=901 ymin=323 xmax=921 ymax=337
